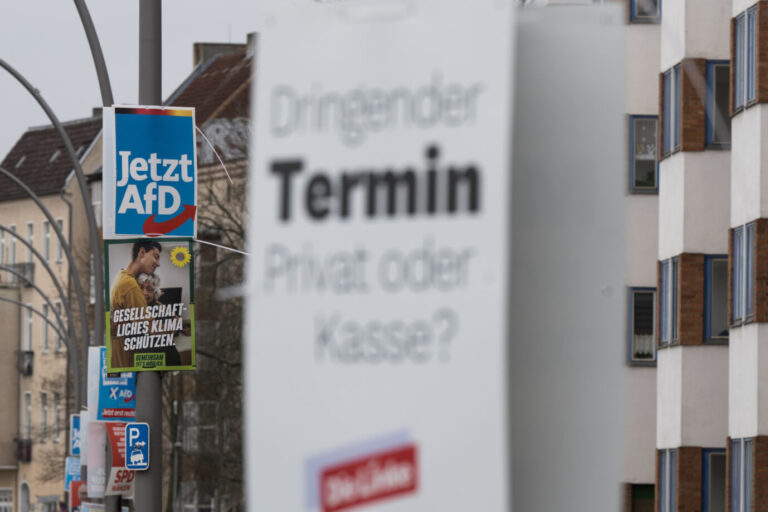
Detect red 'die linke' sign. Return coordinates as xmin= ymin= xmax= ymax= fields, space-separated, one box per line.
xmin=320 ymin=444 xmax=418 ymax=512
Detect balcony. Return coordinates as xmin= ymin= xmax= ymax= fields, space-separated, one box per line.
xmin=15 ymin=438 xmax=31 ymax=463
xmin=0 ymin=262 xmax=34 ymax=287
xmin=16 ymin=350 xmax=33 ymax=376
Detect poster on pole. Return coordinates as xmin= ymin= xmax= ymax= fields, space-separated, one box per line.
xmin=65 ymin=456 xmax=81 ymax=491
xmin=105 ymin=238 xmax=196 ymax=372
xmin=86 ymin=422 xmax=106 ymax=499
xmin=246 ymin=1 xmax=514 ymax=510
xmin=105 ymin=422 xmax=135 ymax=497
xmin=70 ymin=480 xmax=86 ymax=512
xmin=70 ymin=414 xmax=81 ymax=455
xmin=102 ymin=106 xmax=198 ymax=239
xmin=87 ymin=346 xmax=136 ymax=420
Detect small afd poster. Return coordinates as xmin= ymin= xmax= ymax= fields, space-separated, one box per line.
xmin=105 ymin=238 xmax=195 ymax=372
xmin=87 ymin=346 xmax=135 ymax=421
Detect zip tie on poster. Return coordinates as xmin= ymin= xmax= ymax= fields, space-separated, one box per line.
xmin=194 ymin=237 xmax=250 ymax=256
xmin=196 ymin=125 xmax=234 ymax=184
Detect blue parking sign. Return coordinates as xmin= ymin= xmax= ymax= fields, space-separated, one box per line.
xmin=125 ymin=423 xmax=150 ymax=471
xmin=102 ymin=106 xmax=197 ymax=238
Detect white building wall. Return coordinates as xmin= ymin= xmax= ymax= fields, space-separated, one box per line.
xmin=680 ymin=345 xmax=729 ymax=446
xmin=661 ymin=0 xmax=687 ymax=70
xmin=729 ymin=323 xmax=759 ymax=438
xmin=685 ymin=0 xmax=732 ymax=59
xmin=626 ymin=196 xmax=659 ymax=285
xmin=657 ymin=347 xmax=683 ymax=448
xmin=734 ymin=0 xmax=758 ymax=17
xmin=626 ymin=25 xmax=661 ymax=114
xmin=658 ymin=154 xmax=686 ymax=260
xmin=731 ymin=107 xmax=762 ymax=226
xmin=683 ymin=152 xmax=731 ymax=253
xmin=624 ymin=368 xmax=657 ymax=482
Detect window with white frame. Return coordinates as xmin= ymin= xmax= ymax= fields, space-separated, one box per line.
xmin=734 ymin=7 xmax=757 ymax=112
xmin=55 ymin=219 xmax=63 ymax=262
xmin=23 ymin=392 xmax=31 ymax=439
xmin=629 ymin=288 xmax=656 ymax=363
xmin=703 ymin=449 xmax=726 ymax=512
xmin=42 ymin=220 xmax=50 ymax=262
xmin=660 ymin=258 xmax=679 ymax=345
xmin=181 ymin=482 xmax=215 ymax=512
xmin=25 ymin=222 xmax=33 ymax=264
xmin=0 ymin=489 xmax=11 ymax=512
xmin=23 ymin=306 xmax=32 ymax=351
xmin=41 ymin=303 xmax=49 ymax=353
xmin=732 ymin=438 xmax=753 ymax=512
xmin=53 ymin=392 xmax=61 ymax=443
xmin=705 ymin=256 xmax=729 ymax=341
xmin=733 ymin=224 xmax=755 ymax=325
xmin=706 ymin=61 xmax=731 ymax=147
xmin=9 ymin=225 xmax=16 ymax=265
xmin=659 ymin=449 xmax=677 ymax=512
xmin=663 ymin=64 xmax=682 ymax=156
xmin=629 ymin=115 xmax=658 ymax=192
xmin=630 ymin=0 xmax=660 ymax=23
xmin=91 ymin=180 xmax=103 ymax=228
xmin=55 ymin=302 xmax=63 ymax=351
xmin=40 ymin=392 xmax=47 ymax=443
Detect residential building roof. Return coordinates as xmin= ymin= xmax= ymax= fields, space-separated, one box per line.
xmin=0 ymin=116 xmax=101 ymax=202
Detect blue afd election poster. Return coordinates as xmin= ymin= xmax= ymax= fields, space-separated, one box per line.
xmin=88 ymin=346 xmax=136 ymax=420
xmin=102 ymin=106 xmax=197 ymax=239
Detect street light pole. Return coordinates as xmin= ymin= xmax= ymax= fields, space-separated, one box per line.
xmin=72 ymin=0 xmax=114 ymax=107
xmin=135 ymin=1 xmax=163 ymax=511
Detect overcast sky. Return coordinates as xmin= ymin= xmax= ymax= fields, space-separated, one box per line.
xmin=0 ymin=0 xmax=261 ymax=159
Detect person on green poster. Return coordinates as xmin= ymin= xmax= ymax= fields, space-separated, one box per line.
xmin=109 ymin=240 xmax=161 ymax=369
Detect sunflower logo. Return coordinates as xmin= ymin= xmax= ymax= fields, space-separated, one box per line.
xmin=170 ymin=246 xmax=191 ymax=268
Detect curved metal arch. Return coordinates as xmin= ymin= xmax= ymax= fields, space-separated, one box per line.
xmin=72 ymin=0 xmax=114 ymax=107
xmin=0 ymin=227 xmax=84 ymax=409
xmin=0 ymin=296 xmax=69 ymax=344
xmin=0 ymin=62 xmax=105 ymax=349
xmin=0 ymin=264 xmax=70 ymax=338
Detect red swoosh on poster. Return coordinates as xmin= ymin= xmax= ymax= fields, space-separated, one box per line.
xmin=143 ymin=205 xmax=196 ymax=236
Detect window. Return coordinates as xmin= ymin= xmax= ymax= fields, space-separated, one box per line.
xmin=663 ymin=65 xmax=682 ymax=156
xmin=0 ymin=233 xmax=4 ymax=265
xmin=0 ymin=489 xmax=12 ymax=512
xmin=705 ymin=256 xmax=729 ymax=341
xmin=706 ymin=61 xmax=731 ymax=147
xmin=55 ymin=219 xmax=63 ymax=262
xmin=55 ymin=302 xmax=63 ymax=352
xmin=629 ymin=484 xmax=654 ymax=512
xmin=53 ymin=392 xmax=61 ymax=443
xmin=734 ymin=7 xmax=757 ymax=111
xmin=630 ymin=0 xmax=660 ymax=23
xmin=733 ymin=224 xmax=755 ymax=325
xmin=703 ymin=449 xmax=726 ymax=512
xmin=25 ymin=222 xmax=33 ymax=264
xmin=41 ymin=303 xmax=49 ymax=353
xmin=40 ymin=392 xmax=47 ymax=443
xmin=628 ymin=288 xmax=656 ymax=363
xmin=181 ymin=482 xmax=215 ymax=512
xmin=732 ymin=438 xmax=753 ymax=512
xmin=23 ymin=306 xmax=32 ymax=351
xmin=660 ymin=258 xmax=679 ymax=345
xmin=23 ymin=392 xmax=31 ymax=439
xmin=42 ymin=220 xmax=50 ymax=262
xmin=9 ymin=224 xmax=16 ymax=265
xmin=91 ymin=180 xmax=103 ymax=228
xmin=629 ymin=116 xmax=658 ymax=192
xmin=659 ymin=449 xmax=677 ymax=512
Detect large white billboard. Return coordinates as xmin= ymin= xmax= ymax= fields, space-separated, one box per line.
xmin=246 ymin=1 xmax=515 ymax=510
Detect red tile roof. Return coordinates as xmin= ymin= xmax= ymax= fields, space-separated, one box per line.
xmin=0 ymin=116 xmax=102 ymax=202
